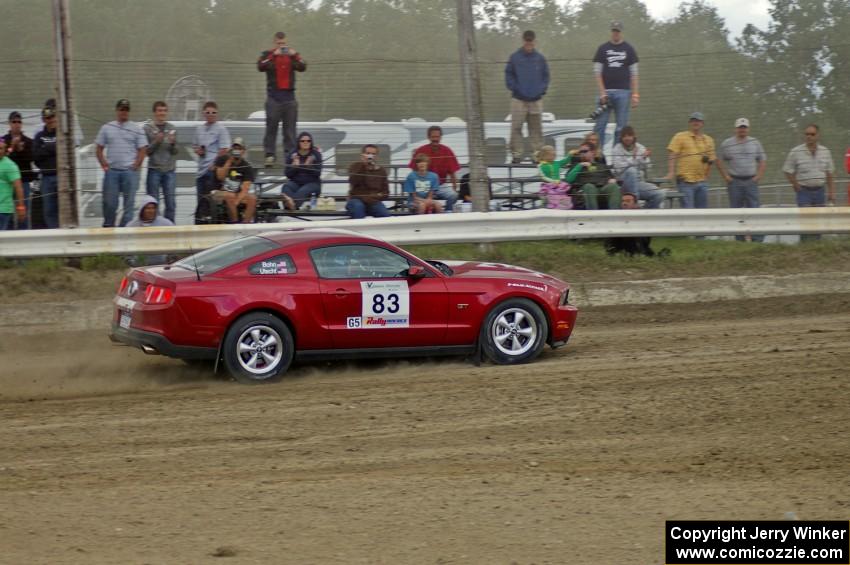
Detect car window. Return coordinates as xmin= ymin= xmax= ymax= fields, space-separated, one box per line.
xmin=174 ymin=236 xmax=278 ymax=275
xmin=311 ymin=245 xmax=411 ymax=279
xmin=248 ymin=254 xmax=296 ymax=275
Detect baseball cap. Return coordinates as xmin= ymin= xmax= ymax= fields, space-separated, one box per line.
xmin=115 ymin=98 xmax=131 ymax=110
xmin=232 ymin=137 xmax=245 ymax=148
xmin=42 ymin=107 xmax=56 ymax=119
xmin=610 ymin=20 xmax=623 ymax=31
xmin=689 ymin=111 xmax=705 ymax=122
xmin=8 ymin=111 xmax=22 ymax=122
xmin=735 ymin=117 xmax=750 ymax=128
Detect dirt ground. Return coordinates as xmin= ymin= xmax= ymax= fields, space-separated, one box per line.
xmin=0 ymin=295 xmax=848 ymax=564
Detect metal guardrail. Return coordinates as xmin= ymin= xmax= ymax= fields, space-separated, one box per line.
xmin=1 ymin=208 xmax=849 ymax=259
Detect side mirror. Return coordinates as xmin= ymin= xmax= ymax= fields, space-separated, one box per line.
xmin=407 ymin=265 xmax=426 ymax=278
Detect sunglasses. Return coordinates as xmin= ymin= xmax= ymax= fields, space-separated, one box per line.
xmin=299 ymin=139 xmax=311 ymax=143
xmin=204 ymin=111 xmax=218 ymax=115
xmin=579 ymin=149 xmax=590 ymax=154
xmin=804 ymin=132 xmax=817 ymax=136
xmin=364 ymin=152 xmax=378 ymax=156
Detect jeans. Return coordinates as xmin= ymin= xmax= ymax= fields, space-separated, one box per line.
xmin=8 ymin=181 xmax=31 ymax=229
xmin=41 ymin=174 xmax=59 ymax=229
xmin=264 ymin=97 xmax=298 ymax=158
xmin=581 ymin=182 xmax=621 ymax=210
xmin=433 ymin=185 xmax=458 ymax=211
xmin=146 ymin=169 xmax=177 ymax=223
xmin=677 ymin=180 xmax=708 ymax=209
xmin=346 ymin=198 xmax=390 ymax=219
xmin=196 ymin=169 xmax=215 ymax=199
xmin=282 ymin=181 xmax=321 ymax=208
xmin=727 ymin=178 xmax=763 ymax=242
xmin=0 ymin=213 xmax=11 ymax=230
xmin=102 ymin=169 xmax=140 ymax=227
xmin=619 ymin=168 xmax=664 ymax=208
xmin=796 ymin=186 xmax=825 ymax=241
xmin=594 ymin=89 xmax=631 ymax=150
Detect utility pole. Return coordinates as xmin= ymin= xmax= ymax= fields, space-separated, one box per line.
xmin=456 ymin=0 xmax=489 ymax=213
xmin=52 ymin=0 xmax=78 ymax=228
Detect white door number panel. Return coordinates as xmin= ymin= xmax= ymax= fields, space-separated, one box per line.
xmin=347 ymin=280 xmax=410 ymax=329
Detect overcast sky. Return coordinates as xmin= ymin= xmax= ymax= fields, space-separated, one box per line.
xmin=642 ymin=0 xmax=772 ymax=38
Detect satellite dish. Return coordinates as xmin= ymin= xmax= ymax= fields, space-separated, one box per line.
xmin=165 ymin=75 xmax=212 ymax=121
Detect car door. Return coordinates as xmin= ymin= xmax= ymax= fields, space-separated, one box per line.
xmin=311 ymin=244 xmax=448 ymax=349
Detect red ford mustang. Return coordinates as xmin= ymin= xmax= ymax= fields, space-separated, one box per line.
xmin=110 ymin=228 xmax=578 ymax=383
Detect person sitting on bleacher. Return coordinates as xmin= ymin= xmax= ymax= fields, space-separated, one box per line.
xmin=212 ymin=137 xmax=257 ymax=223
xmin=564 ymin=141 xmax=621 ymax=210
xmin=282 ymin=131 xmax=322 ymax=209
xmin=610 ymin=126 xmax=664 ymax=208
xmin=346 ymin=144 xmax=390 ymax=219
xmin=403 ymin=154 xmax=443 ymax=214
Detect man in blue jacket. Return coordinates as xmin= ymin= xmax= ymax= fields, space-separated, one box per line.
xmin=505 ymin=30 xmax=549 ymax=164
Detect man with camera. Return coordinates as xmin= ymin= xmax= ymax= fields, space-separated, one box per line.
xmin=505 ymin=30 xmax=549 ymax=164
xmin=564 ymin=142 xmax=622 ymax=210
xmin=347 ymin=144 xmax=390 ymax=219
xmin=258 ymin=31 xmax=307 ymax=168
xmin=212 ymin=137 xmax=257 ymax=223
xmin=143 ymin=101 xmax=178 ymax=223
xmin=192 ymin=101 xmax=231 ymax=222
xmin=592 ymin=21 xmax=639 ymax=150
xmin=665 ymin=112 xmax=716 ymax=209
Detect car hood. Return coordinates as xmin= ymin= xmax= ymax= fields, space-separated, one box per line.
xmin=437 ymin=260 xmax=567 ymax=287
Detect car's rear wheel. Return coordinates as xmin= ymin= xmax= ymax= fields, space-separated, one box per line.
xmin=481 ymin=298 xmax=548 ymax=365
xmin=222 ymin=313 xmax=294 ymax=384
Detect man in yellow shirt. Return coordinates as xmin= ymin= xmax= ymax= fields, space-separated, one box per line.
xmin=665 ymin=112 xmax=716 ymax=208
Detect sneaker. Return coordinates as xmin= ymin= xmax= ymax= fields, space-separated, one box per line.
xmin=264 ymin=155 xmax=275 ymax=167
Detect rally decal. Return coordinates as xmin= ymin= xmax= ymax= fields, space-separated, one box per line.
xmin=350 ymin=280 xmax=410 ymax=329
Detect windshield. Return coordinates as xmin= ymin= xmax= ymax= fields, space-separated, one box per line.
xmin=174 ymin=236 xmax=279 ymax=275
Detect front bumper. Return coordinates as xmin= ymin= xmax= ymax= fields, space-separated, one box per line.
xmin=110 ymin=324 xmax=218 ymax=360
xmin=549 ymin=304 xmax=579 ymax=347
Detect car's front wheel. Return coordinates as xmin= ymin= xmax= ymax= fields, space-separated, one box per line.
xmin=481 ymin=298 xmax=548 ymax=365
xmin=222 ymin=313 xmax=294 ymax=384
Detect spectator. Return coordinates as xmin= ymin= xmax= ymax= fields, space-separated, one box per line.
xmin=665 ymin=112 xmax=716 ymax=209
xmin=611 ymin=126 xmax=664 ymax=208
xmin=282 ymin=131 xmax=322 ymax=209
xmin=143 ymin=101 xmax=178 ymax=223
xmin=783 ymin=124 xmax=835 ymax=241
xmin=404 ymin=154 xmax=443 ymax=214
xmin=2 ymin=111 xmax=35 ymax=229
xmin=567 ymin=132 xmax=607 ymax=164
xmin=716 ymin=118 xmax=767 ymax=242
xmin=127 ymin=194 xmax=175 ymax=228
xmin=33 ymin=107 xmax=59 ymax=228
xmin=347 ymin=144 xmax=390 ymax=219
xmin=95 ymin=99 xmax=147 ymax=227
xmin=407 ymin=126 xmax=459 ymax=211
xmin=604 ymin=193 xmax=669 ymax=257
xmin=593 ymin=20 xmax=639 ymax=149
xmin=258 ymin=31 xmax=307 ymax=167
xmin=0 ymin=138 xmax=26 ymax=231
xmin=212 ymin=138 xmax=257 ymax=223
xmin=193 ymin=101 xmax=231 ymax=222
xmin=458 ymin=172 xmax=493 ymax=205
xmin=535 ymin=145 xmax=572 ymax=210
xmin=505 ymin=30 xmax=549 ymax=164
xmin=565 ymin=142 xmax=621 ymax=210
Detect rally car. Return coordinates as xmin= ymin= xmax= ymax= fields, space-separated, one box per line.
xmin=109 ymin=228 xmax=578 ymax=383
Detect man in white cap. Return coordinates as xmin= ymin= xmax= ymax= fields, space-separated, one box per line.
xmin=716 ymin=118 xmax=767 ymax=241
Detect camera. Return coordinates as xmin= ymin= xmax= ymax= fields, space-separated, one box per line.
xmin=280 ymin=46 xmax=289 ymax=54
xmin=701 ymin=155 xmax=714 ymax=165
xmin=365 ymin=154 xmax=375 ymax=162
xmin=589 ymin=100 xmax=610 ymax=120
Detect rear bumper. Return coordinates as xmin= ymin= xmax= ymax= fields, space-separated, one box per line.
xmin=110 ymin=324 xmax=218 ymax=360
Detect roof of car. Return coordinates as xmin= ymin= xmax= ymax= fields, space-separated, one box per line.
xmin=259 ymin=228 xmax=383 ymax=247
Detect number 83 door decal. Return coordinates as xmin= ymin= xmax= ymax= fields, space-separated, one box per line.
xmin=346 ymin=281 xmax=410 ymax=329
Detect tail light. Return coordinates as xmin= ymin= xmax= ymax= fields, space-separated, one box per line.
xmin=118 ymin=276 xmax=129 ymax=294
xmin=143 ymin=284 xmax=174 ymax=305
